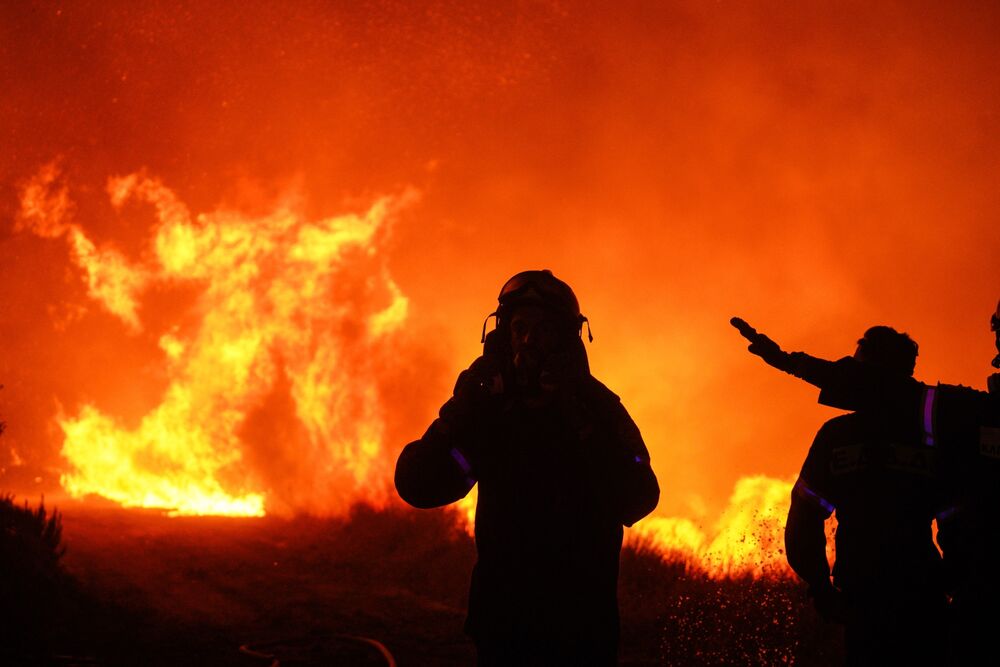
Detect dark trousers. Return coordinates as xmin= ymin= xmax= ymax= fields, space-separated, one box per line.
xmin=844 ymin=594 xmax=947 ymax=666
xmin=948 ymin=595 xmax=1000 ymax=666
xmin=475 ymin=632 xmax=618 ymax=667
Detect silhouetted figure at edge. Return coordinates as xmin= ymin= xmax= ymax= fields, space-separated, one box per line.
xmin=734 ymin=302 xmax=1000 ymax=665
xmin=785 ymin=327 xmax=947 ymax=665
xmin=395 ymin=270 xmax=659 ymax=666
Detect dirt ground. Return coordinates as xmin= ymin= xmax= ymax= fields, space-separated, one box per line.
xmin=48 ymin=503 xmax=842 ymax=666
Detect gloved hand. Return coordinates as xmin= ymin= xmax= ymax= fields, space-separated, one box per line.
xmin=460 ymin=355 xmax=506 ymax=396
xmin=730 ymin=317 xmax=796 ymax=373
xmin=809 ymin=582 xmax=848 ymax=624
xmin=439 ymin=355 xmax=506 ymax=429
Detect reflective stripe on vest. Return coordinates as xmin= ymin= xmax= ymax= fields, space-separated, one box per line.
xmin=936 ymin=505 xmax=958 ymax=523
xmin=922 ymin=386 xmax=937 ymax=447
xmin=450 ymin=447 xmax=476 ymax=489
xmin=793 ymin=478 xmax=835 ymax=516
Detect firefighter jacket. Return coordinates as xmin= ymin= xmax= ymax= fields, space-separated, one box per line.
xmin=394 ymin=357 xmax=660 ymax=648
xmin=787 ymin=411 xmax=946 ymax=601
xmin=784 ymin=353 xmax=1000 ymax=599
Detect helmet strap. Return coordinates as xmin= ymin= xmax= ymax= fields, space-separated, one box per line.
xmin=481 ymin=311 xmax=498 ymax=344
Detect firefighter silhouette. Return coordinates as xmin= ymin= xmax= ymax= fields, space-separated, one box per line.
xmin=734 ymin=303 xmax=1000 ymax=664
xmin=785 ymin=326 xmax=947 ymax=665
xmin=396 ymin=270 xmax=659 ymax=666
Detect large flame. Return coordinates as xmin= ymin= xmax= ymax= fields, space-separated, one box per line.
xmin=18 ymin=166 xmax=414 ymax=516
xmin=634 ymin=476 xmax=797 ymax=578
xmin=17 ymin=165 xmax=827 ymax=577
xmin=16 ymin=164 xmax=817 ymax=575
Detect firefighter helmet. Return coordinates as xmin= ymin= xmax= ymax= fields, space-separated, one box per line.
xmin=481 ymin=269 xmax=592 ymax=346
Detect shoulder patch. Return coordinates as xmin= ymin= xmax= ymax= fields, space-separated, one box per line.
xmin=980 ymin=427 xmax=1000 ymax=459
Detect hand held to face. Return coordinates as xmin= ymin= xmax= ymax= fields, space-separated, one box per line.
xmin=440 ymin=355 xmax=507 ymax=431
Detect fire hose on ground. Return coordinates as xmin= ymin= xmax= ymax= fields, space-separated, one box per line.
xmin=239 ymin=633 xmax=397 ymax=667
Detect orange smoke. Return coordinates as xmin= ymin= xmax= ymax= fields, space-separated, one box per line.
xmin=18 ymin=166 xmax=415 ymax=516
xmin=19 ymin=164 xmax=151 ymax=331
xmin=4 ymin=3 xmax=999 ymax=578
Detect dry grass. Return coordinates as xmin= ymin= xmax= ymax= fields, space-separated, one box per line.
xmin=0 ymin=501 xmax=846 ymax=665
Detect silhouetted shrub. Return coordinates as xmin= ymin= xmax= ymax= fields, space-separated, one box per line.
xmin=0 ymin=494 xmax=71 ymax=659
xmin=0 ymin=494 xmax=64 ymax=563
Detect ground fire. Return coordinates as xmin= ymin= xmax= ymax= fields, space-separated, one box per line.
xmin=15 ymin=164 xmax=807 ymax=577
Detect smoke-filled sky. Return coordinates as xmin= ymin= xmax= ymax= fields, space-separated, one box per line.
xmin=2 ymin=1 xmax=999 ymax=519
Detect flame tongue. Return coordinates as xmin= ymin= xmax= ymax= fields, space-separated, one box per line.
xmin=20 ymin=166 xmax=412 ymax=517
xmin=634 ymin=476 xmax=799 ymax=579
xmin=61 ymin=404 xmax=266 ymax=517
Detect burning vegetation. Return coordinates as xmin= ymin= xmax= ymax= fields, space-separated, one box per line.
xmin=18 ymin=165 xmax=414 ymax=518
xmin=13 ymin=164 xmax=803 ymax=578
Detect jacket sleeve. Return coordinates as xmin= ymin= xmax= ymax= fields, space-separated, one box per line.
xmin=785 ymin=492 xmax=832 ymax=590
xmin=395 ymin=423 xmax=477 ymax=509
xmin=788 ymin=353 xmax=925 ymax=419
xmin=789 ymin=354 xmax=1000 ymax=448
xmin=601 ymin=395 xmax=660 ymax=527
xmin=785 ymin=424 xmax=835 ymax=590
xmin=394 ymin=358 xmax=498 ymax=509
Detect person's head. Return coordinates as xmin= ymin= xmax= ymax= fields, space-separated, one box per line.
xmin=854 ymin=326 xmax=919 ymax=377
xmin=486 ymin=270 xmax=589 ymax=385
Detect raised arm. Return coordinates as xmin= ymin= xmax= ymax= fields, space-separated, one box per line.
xmin=394 ymin=356 xmax=502 ymax=509
xmin=730 ymin=317 xmax=923 ymax=416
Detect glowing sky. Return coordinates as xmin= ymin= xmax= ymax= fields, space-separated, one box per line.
xmin=2 ymin=1 xmax=998 ymax=520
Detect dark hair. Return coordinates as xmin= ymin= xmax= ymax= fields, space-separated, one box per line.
xmin=856 ymin=326 xmax=918 ymax=377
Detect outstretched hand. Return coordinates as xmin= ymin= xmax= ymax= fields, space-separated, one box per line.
xmin=730 ymin=317 xmax=794 ymax=372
